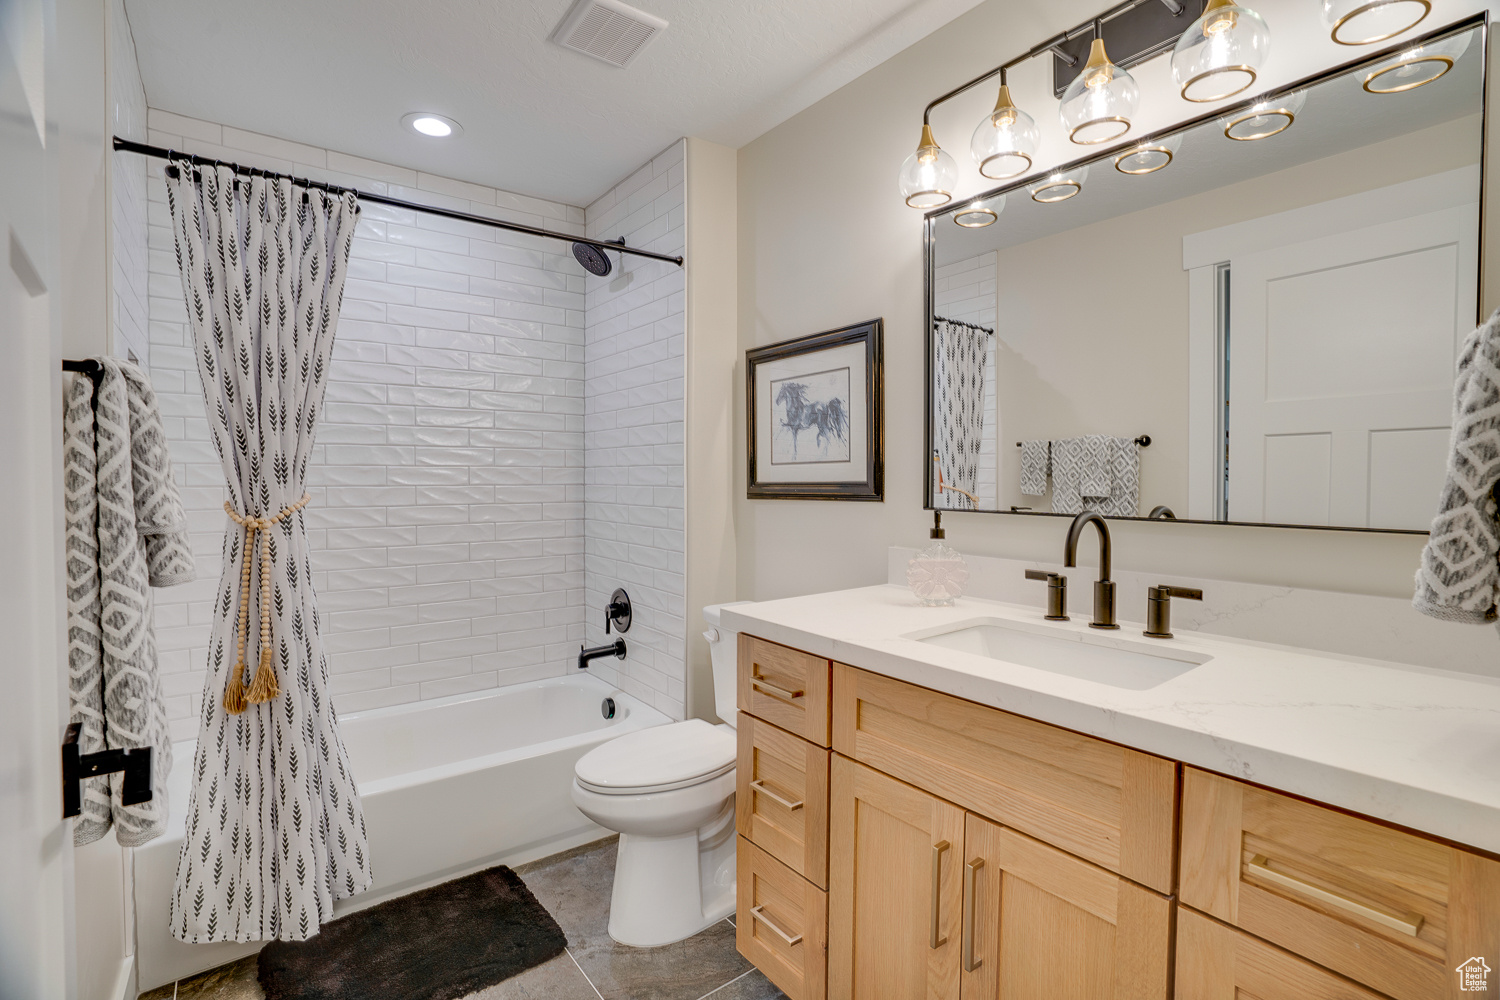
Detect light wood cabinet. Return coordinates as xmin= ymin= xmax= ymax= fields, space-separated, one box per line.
xmin=829 ymin=754 xmax=965 ymax=1000
xmin=1181 ymin=768 xmax=1500 ymax=1000
xmin=737 ymin=712 xmax=831 ymax=888
xmin=737 ymin=836 xmax=828 ymax=1000
xmin=1176 ymin=907 xmax=1392 ymax=1000
xmin=738 ymin=634 xmax=832 ymax=746
xmin=960 ymin=813 xmax=1171 ymax=1000
xmin=833 ymin=663 xmax=1177 ymax=893
xmin=735 ymin=633 xmax=1499 ymax=1000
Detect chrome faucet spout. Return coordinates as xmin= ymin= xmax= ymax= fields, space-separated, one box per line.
xmin=1063 ymin=511 xmax=1118 ymax=629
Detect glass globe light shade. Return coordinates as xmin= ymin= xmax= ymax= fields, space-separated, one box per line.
xmin=1171 ymin=0 xmax=1271 ymax=102
xmin=1060 ymin=39 xmax=1139 ymax=145
xmin=1220 ymin=89 xmax=1306 ymax=141
xmin=1114 ymin=132 xmax=1184 ymax=175
xmin=1322 ymin=0 xmax=1429 ymax=45
xmin=1029 ymin=165 xmax=1090 ymax=204
xmin=1362 ymin=30 xmax=1471 ymax=93
xmin=899 ymin=124 xmax=959 ymax=209
xmin=954 ymin=193 xmax=1006 ymax=228
xmin=970 ymin=85 xmax=1040 ymax=180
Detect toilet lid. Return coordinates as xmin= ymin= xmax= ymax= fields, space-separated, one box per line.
xmin=575 ymin=719 xmax=735 ymax=793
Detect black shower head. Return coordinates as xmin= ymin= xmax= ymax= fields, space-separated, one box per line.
xmin=573 ymin=238 xmax=625 ymax=278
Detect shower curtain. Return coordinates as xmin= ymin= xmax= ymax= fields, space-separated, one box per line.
xmin=934 ymin=319 xmax=988 ymax=509
xmin=164 ymin=163 xmax=372 ymax=942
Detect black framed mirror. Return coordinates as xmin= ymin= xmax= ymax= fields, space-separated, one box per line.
xmin=924 ymin=15 xmax=1486 ymax=534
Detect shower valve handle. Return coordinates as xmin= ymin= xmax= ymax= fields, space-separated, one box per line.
xmin=605 ymin=588 xmax=632 ymax=634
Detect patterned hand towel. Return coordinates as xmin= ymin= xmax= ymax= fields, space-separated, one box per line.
xmin=1414 ymin=309 xmax=1500 ymax=627
xmin=1019 ymin=440 xmax=1050 ymax=496
xmin=64 ymin=358 xmax=194 ymax=847
xmin=1050 ymin=438 xmax=1084 ymax=514
xmin=1093 ymin=437 xmax=1140 ymax=518
xmin=1079 ymin=434 xmax=1112 ymax=500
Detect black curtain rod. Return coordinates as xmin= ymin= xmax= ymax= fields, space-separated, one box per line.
xmin=112 ymin=136 xmax=684 ymax=268
xmin=934 ymin=315 xmax=994 ymax=335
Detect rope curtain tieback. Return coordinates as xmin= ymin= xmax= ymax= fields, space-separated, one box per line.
xmin=222 ymin=493 xmax=311 ymax=714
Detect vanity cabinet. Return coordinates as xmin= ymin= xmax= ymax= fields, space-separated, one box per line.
xmin=733 ymin=632 xmax=1500 ymax=1000
xmin=832 ymin=663 xmax=1177 ymax=893
xmin=1180 ymin=768 xmax=1500 ymax=1000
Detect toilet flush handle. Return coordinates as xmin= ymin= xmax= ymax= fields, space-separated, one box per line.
xmin=702 ymin=628 xmax=720 ymax=644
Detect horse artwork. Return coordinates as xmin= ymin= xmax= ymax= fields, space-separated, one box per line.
xmin=771 ymin=368 xmax=851 ymax=464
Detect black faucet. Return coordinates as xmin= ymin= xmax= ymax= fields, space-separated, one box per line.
xmin=1063 ymin=511 xmax=1117 ymax=630
xmin=578 ymin=638 xmax=626 ymax=670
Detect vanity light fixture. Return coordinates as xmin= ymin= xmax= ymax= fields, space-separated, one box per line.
xmin=1362 ymin=30 xmax=1469 ymax=93
xmin=1220 ymin=89 xmax=1305 ymax=140
xmin=899 ymin=124 xmax=959 ymax=208
xmin=1170 ymin=0 xmax=1270 ymax=102
xmin=1322 ymin=0 xmax=1429 ymax=45
xmin=1029 ymin=165 xmax=1089 ymax=204
xmin=970 ymin=70 xmax=1040 ymax=180
xmin=1114 ymin=132 xmax=1182 ymax=174
xmin=1060 ymin=20 xmax=1139 ymax=145
xmin=954 ymin=193 xmax=1006 ymax=228
xmin=402 ymin=112 xmax=462 ymax=138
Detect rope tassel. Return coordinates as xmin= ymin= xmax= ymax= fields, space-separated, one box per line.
xmin=222 ymin=493 xmax=309 ymax=714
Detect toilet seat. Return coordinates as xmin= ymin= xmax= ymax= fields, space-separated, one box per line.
xmin=575 ymin=719 xmax=736 ymax=795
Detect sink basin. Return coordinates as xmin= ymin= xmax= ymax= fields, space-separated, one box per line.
xmin=910 ymin=619 xmax=1210 ymax=690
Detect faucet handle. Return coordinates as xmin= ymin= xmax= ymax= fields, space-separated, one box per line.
xmin=1024 ymin=569 xmax=1069 ymax=621
xmin=1144 ymin=584 xmax=1202 ymax=639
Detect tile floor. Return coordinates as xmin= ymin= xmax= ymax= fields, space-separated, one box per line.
xmin=139 ymin=837 xmax=786 ymax=1000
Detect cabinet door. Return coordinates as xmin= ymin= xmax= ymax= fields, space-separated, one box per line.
xmin=1177 ymin=907 xmax=1392 ymax=1000
xmin=830 ymin=755 xmax=966 ymax=1000
xmin=960 ymin=814 xmax=1171 ymax=1000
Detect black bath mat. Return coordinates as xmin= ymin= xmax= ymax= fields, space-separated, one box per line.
xmin=257 ymin=865 xmax=567 ymax=1000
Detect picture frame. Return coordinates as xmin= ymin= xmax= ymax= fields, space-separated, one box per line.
xmin=746 ymin=319 xmax=884 ymax=501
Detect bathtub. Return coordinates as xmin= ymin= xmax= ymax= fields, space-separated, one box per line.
xmin=134 ymin=673 xmax=667 ymax=991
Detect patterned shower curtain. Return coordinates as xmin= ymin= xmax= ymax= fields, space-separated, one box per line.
xmin=934 ymin=319 xmax=988 ymax=509
xmin=164 ymin=163 xmax=372 ymax=942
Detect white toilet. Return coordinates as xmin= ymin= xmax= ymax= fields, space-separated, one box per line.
xmin=571 ymin=602 xmax=750 ymax=948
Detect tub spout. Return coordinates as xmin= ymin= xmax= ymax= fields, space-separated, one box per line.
xmin=579 ymin=638 xmax=626 ymax=670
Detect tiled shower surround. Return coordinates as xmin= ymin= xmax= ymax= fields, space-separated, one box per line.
xmin=138 ymin=110 xmax=687 ymax=738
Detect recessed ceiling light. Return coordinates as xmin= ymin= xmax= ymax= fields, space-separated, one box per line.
xmin=402 ymin=112 xmax=461 ymax=138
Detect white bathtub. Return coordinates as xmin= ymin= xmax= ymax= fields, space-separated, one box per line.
xmin=134 ymin=673 xmax=667 ymax=991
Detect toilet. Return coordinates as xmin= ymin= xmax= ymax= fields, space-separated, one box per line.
xmin=571 ymin=602 xmax=751 ymax=948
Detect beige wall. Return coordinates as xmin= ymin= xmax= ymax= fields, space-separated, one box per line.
xmin=685 ymin=138 xmax=740 ymax=721
xmin=986 ymin=115 xmax=1480 ymax=515
xmin=735 ymin=0 xmax=1494 ymax=604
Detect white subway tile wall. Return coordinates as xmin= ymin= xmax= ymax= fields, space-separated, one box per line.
xmin=934 ymin=252 xmax=997 ymax=510
xmin=109 ymin=0 xmax=149 ymax=364
xmin=139 ymin=110 xmax=609 ymax=738
xmin=580 ymin=142 xmax=688 ymax=720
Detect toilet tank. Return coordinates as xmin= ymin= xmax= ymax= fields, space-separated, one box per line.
xmin=702 ymin=602 xmax=752 ymax=725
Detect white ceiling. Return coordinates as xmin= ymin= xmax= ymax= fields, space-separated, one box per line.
xmin=123 ymin=0 xmax=1000 ymax=207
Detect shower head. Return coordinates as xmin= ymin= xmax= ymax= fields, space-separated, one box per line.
xmin=573 ymin=238 xmax=625 ymax=277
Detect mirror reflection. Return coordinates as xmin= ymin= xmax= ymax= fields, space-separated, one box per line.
xmin=927 ymin=22 xmax=1482 ymax=532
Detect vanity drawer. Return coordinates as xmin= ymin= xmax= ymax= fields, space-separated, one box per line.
xmin=737 ymin=836 xmax=828 ymax=1000
xmin=1176 ymin=907 xmax=1393 ymax=1000
xmin=1180 ymin=768 xmax=1500 ymax=1000
xmin=737 ymin=713 xmax=830 ymax=888
xmin=738 ymin=634 xmax=832 ymax=746
xmin=832 ymin=664 xmax=1176 ymax=893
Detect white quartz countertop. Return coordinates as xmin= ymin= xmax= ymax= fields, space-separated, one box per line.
xmin=720 ymin=585 xmax=1500 ymax=854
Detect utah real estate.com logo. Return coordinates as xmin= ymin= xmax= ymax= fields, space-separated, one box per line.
xmin=1458 ymin=957 xmax=1491 ymax=992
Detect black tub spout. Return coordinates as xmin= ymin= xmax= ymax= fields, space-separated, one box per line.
xmin=578 ymin=638 xmax=626 ymax=670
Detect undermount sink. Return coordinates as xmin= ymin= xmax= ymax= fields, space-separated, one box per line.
xmin=909 ymin=619 xmax=1210 ymax=690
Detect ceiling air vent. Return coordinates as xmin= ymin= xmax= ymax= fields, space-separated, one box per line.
xmin=552 ymin=0 xmax=667 ymax=68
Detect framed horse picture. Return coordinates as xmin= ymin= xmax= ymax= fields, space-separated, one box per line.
xmin=746 ymin=319 xmax=884 ymax=501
